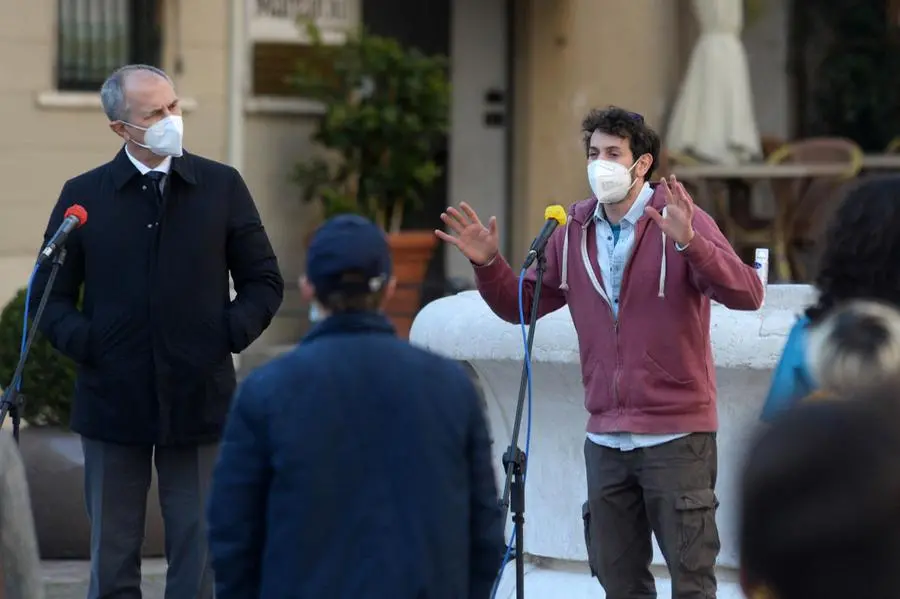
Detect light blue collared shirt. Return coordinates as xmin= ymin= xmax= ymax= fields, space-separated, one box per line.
xmin=586 ymin=182 xmax=689 ymax=451
xmin=592 ymin=183 xmax=653 ymax=319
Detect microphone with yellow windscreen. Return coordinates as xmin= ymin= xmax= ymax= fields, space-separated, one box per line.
xmin=544 ymin=205 xmax=567 ymax=226
xmin=522 ymin=204 xmax=567 ymax=269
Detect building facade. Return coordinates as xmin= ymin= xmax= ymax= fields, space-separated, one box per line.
xmin=0 ymin=0 xmax=791 ymax=358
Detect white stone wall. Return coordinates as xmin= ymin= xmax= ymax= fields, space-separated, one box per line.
xmin=410 ymin=284 xmax=816 ymax=598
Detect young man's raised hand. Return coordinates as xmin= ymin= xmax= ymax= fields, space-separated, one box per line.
xmin=436 ymin=202 xmax=500 ymax=266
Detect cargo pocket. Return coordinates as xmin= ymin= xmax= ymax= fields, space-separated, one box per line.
xmin=675 ymin=489 xmax=721 ymax=572
xmin=582 ymin=500 xmax=599 ymax=579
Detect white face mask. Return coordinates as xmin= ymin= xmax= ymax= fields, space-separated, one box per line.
xmin=125 ymin=115 xmax=184 ymax=157
xmin=587 ymin=158 xmax=639 ymax=204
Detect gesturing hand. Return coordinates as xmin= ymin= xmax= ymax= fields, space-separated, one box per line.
xmin=644 ymin=175 xmax=695 ymax=247
xmin=435 ymin=202 xmax=500 ymax=266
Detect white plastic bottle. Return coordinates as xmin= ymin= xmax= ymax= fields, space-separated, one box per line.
xmin=754 ymin=248 xmax=769 ymax=308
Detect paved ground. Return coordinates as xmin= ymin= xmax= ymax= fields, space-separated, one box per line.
xmin=43 ymin=560 xmax=166 ymax=599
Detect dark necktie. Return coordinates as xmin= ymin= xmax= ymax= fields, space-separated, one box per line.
xmin=145 ymin=171 xmax=166 ymax=208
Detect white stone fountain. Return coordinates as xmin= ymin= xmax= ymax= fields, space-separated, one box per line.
xmin=409 ymin=284 xmax=815 ymax=598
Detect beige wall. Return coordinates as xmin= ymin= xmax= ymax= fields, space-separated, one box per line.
xmin=240 ymin=107 xmax=322 ymax=347
xmin=509 ymin=0 xmax=684 ymax=252
xmin=0 ymin=0 xmax=229 ymax=308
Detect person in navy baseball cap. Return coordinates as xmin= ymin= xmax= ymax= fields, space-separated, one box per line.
xmin=301 ymin=214 xmax=396 ymax=321
xmin=208 ymin=212 xmax=504 ymax=598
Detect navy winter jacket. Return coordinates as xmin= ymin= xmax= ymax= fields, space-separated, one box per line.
xmin=207 ymin=312 xmax=505 ymax=598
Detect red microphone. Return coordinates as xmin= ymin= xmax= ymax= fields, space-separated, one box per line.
xmin=38 ymin=204 xmax=88 ymax=266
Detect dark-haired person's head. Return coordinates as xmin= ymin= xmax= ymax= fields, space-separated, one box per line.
xmin=582 ymin=106 xmax=660 ymax=205
xmin=739 ymin=396 xmax=900 ymax=599
xmin=301 ymin=215 xmax=397 ymax=319
xmin=806 ymin=175 xmax=900 ymax=324
xmin=807 ymin=299 xmax=900 ymax=396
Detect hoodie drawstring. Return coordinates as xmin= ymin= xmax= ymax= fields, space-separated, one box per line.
xmin=564 ymin=206 xmax=667 ymax=300
xmin=559 ymin=220 xmax=571 ymax=291
xmin=658 ymin=206 xmax=667 ymax=298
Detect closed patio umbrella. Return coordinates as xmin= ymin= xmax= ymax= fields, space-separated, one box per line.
xmin=666 ymin=0 xmax=762 ymax=165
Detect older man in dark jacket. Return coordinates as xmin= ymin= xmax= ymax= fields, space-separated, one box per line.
xmin=29 ymin=64 xmax=283 ymax=599
xmin=207 ymin=214 xmax=504 ymax=599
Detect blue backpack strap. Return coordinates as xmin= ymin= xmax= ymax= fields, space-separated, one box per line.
xmin=760 ymin=316 xmax=816 ymax=422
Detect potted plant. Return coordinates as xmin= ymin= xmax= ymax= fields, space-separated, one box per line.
xmin=291 ymin=22 xmax=450 ymax=338
xmin=0 ymin=288 xmax=165 ymax=559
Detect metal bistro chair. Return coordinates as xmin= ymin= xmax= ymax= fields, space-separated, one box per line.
xmin=664 ymin=138 xmax=785 ymax=274
xmin=766 ymin=137 xmax=862 ymax=282
xmin=886 ymin=137 xmax=900 ymax=153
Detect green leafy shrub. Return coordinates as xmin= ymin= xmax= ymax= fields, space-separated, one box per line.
xmin=290 ymin=21 xmax=451 ymax=232
xmin=793 ymin=0 xmax=900 ymax=150
xmin=0 ymin=288 xmax=76 ymax=427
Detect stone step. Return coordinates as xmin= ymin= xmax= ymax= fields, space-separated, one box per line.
xmin=41 ymin=560 xmax=746 ymax=598
xmin=43 ymin=560 xmax=166 ymax=599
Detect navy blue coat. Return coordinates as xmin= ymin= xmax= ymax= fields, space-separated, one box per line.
xmin=207 ymin=312 xmax=505 ymax=599
xmin=30 ymin=148 xmax=283 ymax=445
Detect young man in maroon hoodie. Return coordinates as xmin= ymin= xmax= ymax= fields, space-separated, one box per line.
xmin=436 ymin=106 xmax=763 ymax=599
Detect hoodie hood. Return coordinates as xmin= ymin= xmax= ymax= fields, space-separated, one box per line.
xmin=559 ymin=182 xmax=670 ymax=299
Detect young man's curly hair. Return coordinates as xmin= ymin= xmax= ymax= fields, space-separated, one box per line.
xmin=581 ymin=106 xmax=661 ymax=181
xmin=806 ymin=175 xmax=900 ymax=324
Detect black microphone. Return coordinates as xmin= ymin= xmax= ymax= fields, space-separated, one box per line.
xmin=38 ymin=204 xmax=88 ymax=266
xmin=522 ymin=205 xmax=567 ymax=270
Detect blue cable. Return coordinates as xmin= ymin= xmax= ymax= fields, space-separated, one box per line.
xmin=14 ymin=266 xmax=38 ymax=392
xmin=490 ymin=267 xmax=534 ymax=599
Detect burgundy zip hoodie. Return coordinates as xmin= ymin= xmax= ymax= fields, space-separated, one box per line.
xmin=473 ymin=183 xmax=764 ymax=434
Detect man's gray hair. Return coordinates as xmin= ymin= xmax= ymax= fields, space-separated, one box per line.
xmin=99 ymin=64 xmax=172 ymax=122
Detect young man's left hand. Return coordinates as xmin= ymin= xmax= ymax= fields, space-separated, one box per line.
xmin=645 ymin=175 xmax=695 ymax=247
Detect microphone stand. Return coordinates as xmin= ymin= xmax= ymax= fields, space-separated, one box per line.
xmin=499 ymin=250 xmax=547 ymax=599
xmin=0 ymin=248 xmax=68 ymax=443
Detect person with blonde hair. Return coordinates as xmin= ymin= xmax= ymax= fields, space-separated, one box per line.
xmin=805 ymin=300 xmax=900 ymax=399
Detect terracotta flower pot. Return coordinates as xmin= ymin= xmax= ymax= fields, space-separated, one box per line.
xmin=304 ymin=225 xmax=437 ymax=339
xmin=386 ymin=231 xmax=438 ymax=339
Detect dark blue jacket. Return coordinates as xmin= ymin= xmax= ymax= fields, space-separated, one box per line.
xmin=207 ymin=312 xmax=505 ymax=599
xmin=29 ymin=148 xmax=284 ymax=445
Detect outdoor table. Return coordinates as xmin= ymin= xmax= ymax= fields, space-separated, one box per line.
xmin=671 ymin=162 xmax=851 ymax=281
xmin=861 ymin=153 xmax=900 ymax=171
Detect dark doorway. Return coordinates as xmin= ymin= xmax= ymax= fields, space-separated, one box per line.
xmin=363 ymin=0 xmax=452 ymax=307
